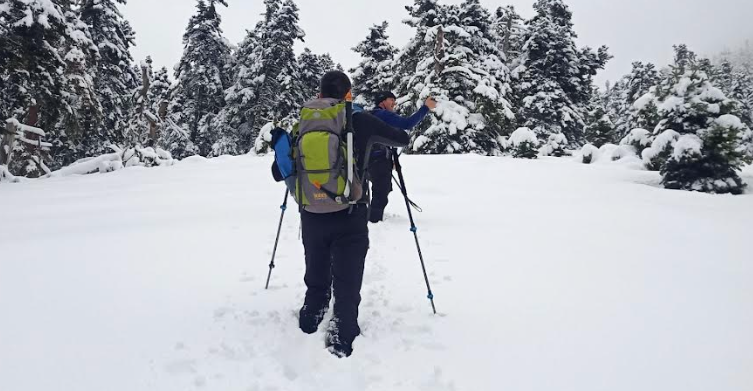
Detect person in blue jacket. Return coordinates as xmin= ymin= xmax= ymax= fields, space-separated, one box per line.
xmin=368 ymin=91 xmax=436 ymax=223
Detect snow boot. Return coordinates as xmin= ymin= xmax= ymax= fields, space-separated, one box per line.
xmin=368 ymin=208 xmax=384 ymax=223
xmin=299 ymin=304 xmax=328 ymax=334
xmin=325 ymin=331 xmax=353 ymax=358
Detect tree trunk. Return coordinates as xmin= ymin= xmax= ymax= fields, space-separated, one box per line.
xmin=27 ymin=105 xmax=39 ymax=128
xmin=434 ymin=26 xmax=445 ymax=75
xmin=503 ymin=17 xmax=512 ymax=57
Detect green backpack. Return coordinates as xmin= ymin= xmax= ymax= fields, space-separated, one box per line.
xmin=292 ymin=98 xmax=362 ymax=214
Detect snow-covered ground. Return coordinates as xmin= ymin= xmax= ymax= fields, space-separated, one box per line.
xmin=1 ymin=155 xmax=752 ymax=391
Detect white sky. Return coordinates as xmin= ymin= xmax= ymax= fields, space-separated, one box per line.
xmin=121 ymin=0 xmax=753 ymax=86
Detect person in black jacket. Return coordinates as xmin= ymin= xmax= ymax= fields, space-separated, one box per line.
xmin=298 ymin=71 xmax=410 ymax=358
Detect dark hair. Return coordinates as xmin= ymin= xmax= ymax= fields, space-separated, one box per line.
xmin=320 ymin=71 xmax=352 ymax=99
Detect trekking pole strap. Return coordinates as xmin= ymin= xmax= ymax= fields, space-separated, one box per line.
xmin=392 ymin=174 xmax=422 ymax=212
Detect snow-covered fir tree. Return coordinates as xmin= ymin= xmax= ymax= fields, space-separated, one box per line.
xmin=172 ymin=0 xmax=232 ymax=156
xmin=514 ymin=0 xmax=610 ymax=150
xmin=0 ymin=0 xmax=74 ymax=175
xmin=393 ymin=0 xmax=443 ymax=96
xmin=539 ymin=133 xmax=568 ymax=157
xmin=396 ymin=0 xmax=514 ymax=155
xmin=258 ymin=0 xmax=305 ymax=132
xmin=636 ymin=46 xmax=752 ymax=193
xmin=492 ymin=5 xmax=525 ymax=60
xmin=298 ymin=49 xmax=337 ymax=102
xmin=318 ymin=53 xmax=338 ymax=73
xmin=633 ymin=46 xmax=701 ymax=139
xmin=604 ymin=62 xmax=660 ymax=140
xmin=350 ymin=22 xmax=397 ymax=107
xmin=237 ymin=0 xmax=304 ymax=153
xmin=620 ymin=128 xmax=652 ymax=157
xmin=127 ymin=58 xmax=155 ymax=147
xmin=163 ymin=94 xmax=197 ymax=158
xmin=79 ymin=0 xmax=139 ymax=154
xmin=509 ymin=127 xmax=539 ymax=158
xmin=55 ymin=4 xmax=104 ymax=165
xmin=456 ymin=0 xmax=515 ymax=137
xmin=713 ymin=59 xmax=753 ymax=128
xmin=297 ymin=48 xmax=320 ymax=101
xmin=127 ymin=57 xmax=176 ymax=149
xmin=584 ymin=105 xmax=616 ymax=148
xmin=208 ymin=28 xmax=259 ymax=156
xmin=149 ymin=67 xmax=172 ymax=118
xmin=663 ymin=114 xmax=751 ymax=194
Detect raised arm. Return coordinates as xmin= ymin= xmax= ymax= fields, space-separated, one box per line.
xmin=377 ymin=105 xmax=430 ymax=130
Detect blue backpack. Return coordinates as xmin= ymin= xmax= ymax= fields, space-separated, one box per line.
xmin=270 ymin=127 xmax=297 ymax=193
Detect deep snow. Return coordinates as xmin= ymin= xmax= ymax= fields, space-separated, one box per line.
xmin=1 ymin=155 xmax=752 ymax=391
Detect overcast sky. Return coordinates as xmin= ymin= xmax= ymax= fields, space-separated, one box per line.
xmin=121 ymin=0 xmax=753 ymax=86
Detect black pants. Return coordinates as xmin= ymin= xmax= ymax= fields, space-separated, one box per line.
xmin=368 ymin=155 xmax=393 ymax=221
xmin=300 ymin=205 xmax=369 ymax=344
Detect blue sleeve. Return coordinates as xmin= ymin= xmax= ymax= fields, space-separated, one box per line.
xmin=374 ymin=105 xmax=430 ymax=131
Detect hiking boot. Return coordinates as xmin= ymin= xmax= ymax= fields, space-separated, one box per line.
xmin=299 ymin=305 xmax=328 ymax=334
xmin=325 ymin=331 xmax=353 ymax=358
xmin=325 ymin=320 xmax=360 ymax=358
xmin=369 ymin=209 xmax=384 ymax=223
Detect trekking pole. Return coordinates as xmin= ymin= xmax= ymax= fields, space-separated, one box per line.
xmin=266 ymin=189 xmax=289 ymax=289
xmin=344 ymin=92 xmax=355 ymax=203
xmin=393 ymin=153 xmax=437 ymax=314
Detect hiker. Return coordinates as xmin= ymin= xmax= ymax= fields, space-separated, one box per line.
xmin=297 ymin=72 xmax=411 ymax=358
xmin=367 ymin=91 xmax=436 ymax=223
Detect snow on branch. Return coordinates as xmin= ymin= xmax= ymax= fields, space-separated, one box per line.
xmin=6 ymin=118 xmax=45 ymax=137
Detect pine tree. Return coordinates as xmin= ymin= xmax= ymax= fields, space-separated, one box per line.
xmin=149 ymin=67 xmax=172 ymax=117
xmin=492 ymin=5 xmax=525 ymax=60
xmin=172 ymin=0 xmax=232 ymax=156
xmin=240 ymin=0 xmax=305 ymax=152
xmin=604 ymin=62 xmax=661 ymax=141
xmin=714 ymin=59 xmax=753 ymax=128
xmin=256 ymin=0 xmax=305 ymax=132
xmin=79 ymin=0 xmax=139 ymax=154
xmin=662 ymin=115 xmax=750 ymax=194
xmin=350 ymin=22 xmax=397 ymax=107
xmin=514 ymin=0 xmax=610 ymax=149
xmin=641 ymin=46 xmax=752 ymax=193
xmin=457 ymin=0 xmax=515 ymax=134
xmin=396 ymin=0 xmax=514 ymax=155
xmin=585 ymin=106 xmax=616 ymax=148
xmin=318 ymin=53 xmax=338 ymax=73
xmin=127 ymin=57 xmax=175 ymax=149
xmin=298 ymin=49 xmax=337 ymax=102
xmin=297 ymin=48 xmax=318 ymax=100
xmin=127 ymin=58 xmax=153 ymax=147
xmin=56 ymin=4 xmax=104 ymax=165
xmin=0 ymin=0 xmax=73 ymax=175
xmin=298 ymin=49 xmax=321 ymax=102
xmin=509 ymin=127 xmax=539 ymax=159
xmin=210 ymin=28 xmax=259 ymax=155
xmin=393 ymin=0 xmax=443 ymax=97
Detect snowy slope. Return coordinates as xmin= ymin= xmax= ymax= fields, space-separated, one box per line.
xmin=1 ymin=155 xmax=752 ymax=391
